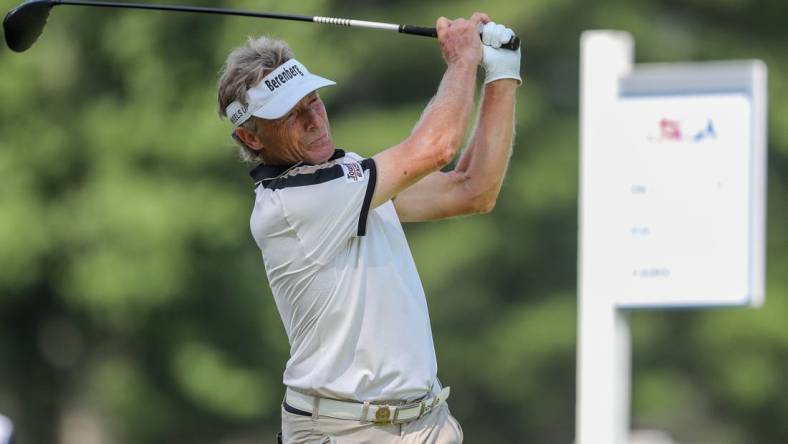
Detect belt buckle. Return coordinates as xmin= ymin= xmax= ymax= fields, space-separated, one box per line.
xmin=374 ymin=405 xmax=392 ymax=424
xmin=374 ymin=397 xmax=430 ymax=425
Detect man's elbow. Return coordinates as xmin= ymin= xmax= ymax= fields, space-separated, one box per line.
xmin=405 ymin=132 xmax=459 ymax=171
xmin=474 ymin=194 xmax=498 ymax=214
xmin=465 ymin=189 xmax=498 ymax=215
xmin=429 ymin=145 xmax=455 ymax=170
xmin=433 ymin=135 xmax=462 ymax=168
xmin=479 ymin=196 xmax=498 ymax=214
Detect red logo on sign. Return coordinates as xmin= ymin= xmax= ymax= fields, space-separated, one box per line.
xmin=660 ymin=119 xmax=682 ymax=141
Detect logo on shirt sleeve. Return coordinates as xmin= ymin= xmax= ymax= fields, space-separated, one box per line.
xmin=340 ymin=160 xmax=365 ymax=183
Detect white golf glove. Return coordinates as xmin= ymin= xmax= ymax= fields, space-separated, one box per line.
xmin=480 ymin=21 xmax=522 ymax=85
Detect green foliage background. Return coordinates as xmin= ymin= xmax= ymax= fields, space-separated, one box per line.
xmin=0 ymin=0 xmax=786 ymax=442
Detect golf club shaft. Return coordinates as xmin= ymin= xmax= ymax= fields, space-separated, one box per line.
xmin=51 ymin=0 xmax=520 ymax=50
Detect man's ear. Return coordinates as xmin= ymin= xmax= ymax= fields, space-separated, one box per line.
xmin=234 ymin=126 xmax=265 ymax=151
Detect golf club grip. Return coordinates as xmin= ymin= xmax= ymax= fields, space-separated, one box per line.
xmin=399 ymin=24 xmax=521 ymax=51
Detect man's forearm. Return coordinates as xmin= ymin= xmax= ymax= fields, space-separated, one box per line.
xmin=408 ymin=61 xmax=478 ymax=163
xmin=454 ymin=79 xmax=518 ymax=204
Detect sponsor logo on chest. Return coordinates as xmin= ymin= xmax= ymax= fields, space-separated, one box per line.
xmin=340 ymin=160 xmax=365 ymax=183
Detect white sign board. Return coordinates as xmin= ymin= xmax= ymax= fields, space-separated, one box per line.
xmin=582 ymin=61 xmax=767 ymax=308
xmin=576 ymin=32 xmax=768 ymax=444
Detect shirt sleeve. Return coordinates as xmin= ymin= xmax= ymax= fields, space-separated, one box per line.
xmin=277 ymin=158 xmax=377 ymax=264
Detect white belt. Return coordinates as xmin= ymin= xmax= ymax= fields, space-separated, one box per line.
xmin=284 ymin=386 xmax=451 ymax=425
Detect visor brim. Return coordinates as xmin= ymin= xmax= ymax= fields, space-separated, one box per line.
xmin=250 ymin=75 xmax=336 ymax=120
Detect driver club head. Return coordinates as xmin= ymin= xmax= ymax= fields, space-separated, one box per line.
xmin=4 ymin=0 xmax=55 ymax=52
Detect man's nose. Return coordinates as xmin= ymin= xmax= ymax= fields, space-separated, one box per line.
xmin=304 ymin=107 xmax=321 ymax=131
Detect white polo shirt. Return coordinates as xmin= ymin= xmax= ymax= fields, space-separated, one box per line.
xmin=249 ymin=149 xmax=439 ymax=402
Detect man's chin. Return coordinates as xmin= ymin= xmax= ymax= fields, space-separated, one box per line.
xmin=307 ymin=140 xmax=335 ymax=164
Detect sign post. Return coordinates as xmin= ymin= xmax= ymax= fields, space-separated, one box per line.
xmin=576 ymin=31 xmax=767 ymax=444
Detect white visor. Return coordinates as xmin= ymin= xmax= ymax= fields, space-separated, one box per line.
xmin=225 ymin=59 xmax=335 ymax=126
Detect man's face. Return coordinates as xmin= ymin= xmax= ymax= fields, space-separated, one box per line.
xmin=256 ymin=91 xmax=335 ymax=165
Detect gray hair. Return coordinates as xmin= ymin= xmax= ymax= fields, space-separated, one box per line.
xmin=217 ymin=36 xmax=294 ymax=163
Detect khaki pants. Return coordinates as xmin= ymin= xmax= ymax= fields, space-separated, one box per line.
xmin=281 ymin=402 xmax=463 ymax=444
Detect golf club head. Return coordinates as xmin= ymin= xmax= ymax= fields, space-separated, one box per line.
xmin=4 ymin=0 xmax=55 ymax=52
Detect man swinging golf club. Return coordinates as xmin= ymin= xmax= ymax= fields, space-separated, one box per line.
xmin=217 ymin=12 xmax=520 ymax=443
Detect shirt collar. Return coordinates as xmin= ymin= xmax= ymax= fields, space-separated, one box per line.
xmin=249 ymin=149 xmax=346 ymax=183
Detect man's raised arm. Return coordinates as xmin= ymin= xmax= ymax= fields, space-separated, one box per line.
xmin=393 ymin=21 xmax=521 ymax=222
xmin=369 ymin=13 xmax=487 ymax=210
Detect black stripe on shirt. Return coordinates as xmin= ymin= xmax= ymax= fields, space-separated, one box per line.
xmin=250 ymin=149 xmax=346 ymax=184
xmin=261 ymin=164 xmax=345 ymax=190
xmin=358 ymin=158 xmax=377 ymax=236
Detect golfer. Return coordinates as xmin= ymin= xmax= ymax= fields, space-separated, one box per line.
xmin=217 ymin=12 xmax=519 ymax=443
